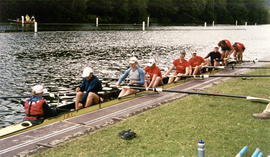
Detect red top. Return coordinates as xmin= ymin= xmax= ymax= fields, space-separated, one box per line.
xmin=233 ymin=42 xmax=245 ymax=52
xmin=218 ymin=40 xmax=233 ymax=50
xmin=144 ymin=65 xmax=162 ymax=80
xmin=173 ymin=59 xmax=190 ymax=74
xmin=188 ymin=56 xmax=205 ymax=67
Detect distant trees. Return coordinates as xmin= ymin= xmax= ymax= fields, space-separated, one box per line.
xmin=0 ymin=0 xmax=268 ymax=24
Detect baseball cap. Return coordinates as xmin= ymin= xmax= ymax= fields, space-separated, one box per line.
xmin=129 ymin=57 xmax=138 ymax=64
xmin=32 ymin=85 xmax=46 ymax=94
xmin=82 ymin=67 xmax=93 ymax=77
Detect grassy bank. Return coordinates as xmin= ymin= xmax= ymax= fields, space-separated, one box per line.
xmin=35 ymin=69 xmax=270 ymax=157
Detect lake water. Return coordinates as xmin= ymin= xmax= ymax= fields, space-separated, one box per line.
xmin=0 ymin=24 xmax=270 ymax=127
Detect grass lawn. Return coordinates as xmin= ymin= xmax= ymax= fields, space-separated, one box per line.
xmin=35 ymin=69 xmax=270 ymax=157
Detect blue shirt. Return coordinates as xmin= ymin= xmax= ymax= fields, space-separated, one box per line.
xmin=117 ymin=67 xmax=145 ymax=85
xmin=79 ymin=75 xmax=102 ymax=93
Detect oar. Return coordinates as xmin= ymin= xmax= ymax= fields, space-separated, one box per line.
xmin=0 ymin=92 xmax=76 ymax=100
xmin=168 ymin=74 xmax=270 ymax=79
xmin=203 ymin=66 xmax=270 ymax=69
xmin=122 ymin=86 xmax=270 ymax=102
xmin=242 ymin=59 xmax=270 ymax=63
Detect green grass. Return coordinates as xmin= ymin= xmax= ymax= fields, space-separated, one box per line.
xmin=35 ymin=69 xmax=270 ymax=157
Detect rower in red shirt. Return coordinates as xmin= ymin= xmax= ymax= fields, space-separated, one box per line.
xmin=232 ymin=42 xmax=245 ymax=62
xmin=144 ymin=58 xmax=163 ymax=88
xmin=188 ymin=52 xmax=206 ymax=75
xmin=218 ymin=40 xmax=233 ymax=65
xmin=165 ymin=52 xmax=191 ymax=84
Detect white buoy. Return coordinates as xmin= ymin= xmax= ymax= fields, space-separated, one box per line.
xmin=204 ymin=22 xmax=207 ymax=28
xmin=212 ymin=21 xmax=215 ymax=27
xmin=235 ymin=20 xmax=238 ymax=26
xmin=142 ymin=21 xmax=145 ymax=31
xmin=21 ymin=16 xmax=24 ymax=25
xmin=96 ymin=17 xmax=99 ymax=27
xmin=147 ymin=16 xmax=150 ymax=27
xmin=245 ymin=22 xmax=247 ymax=26
xmin=34 ymin=22 xmax=38 ymax=33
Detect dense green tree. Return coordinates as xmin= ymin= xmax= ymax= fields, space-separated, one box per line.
xmin=0 ymin=0 xmax=268 ymax=24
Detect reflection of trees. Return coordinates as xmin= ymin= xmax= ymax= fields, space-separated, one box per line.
xmin=0 ymin=0 xmax=268 ymax=24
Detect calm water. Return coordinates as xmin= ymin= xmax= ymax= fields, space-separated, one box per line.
xmin=1 ymin=24 xmax=270 ymax=127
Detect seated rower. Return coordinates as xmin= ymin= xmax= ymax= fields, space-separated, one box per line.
xmin=188 ymin=52 xmax=206 ymax=75
xmin=204 ymin=47 xmax=222 ymax=66
xmin=232 ymin=42 xmax=245 ymax=62
xmin=75 ymin=67 xmax=102 ymax=110
xmin=116 ymin=57 xmax=145 ymax=98
xmin=165 ymin=52 xmax=191 ymax=84
xmin=24 ymin=85 xmax=57 ymax=125
xmin=144 ymin=58 xmax=163 ymax=88
xmin=218 ymin=40 xmax=233 ymax=65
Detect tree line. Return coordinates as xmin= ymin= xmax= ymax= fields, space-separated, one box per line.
xmin=0 ymin=0 xmax=268 ymax=24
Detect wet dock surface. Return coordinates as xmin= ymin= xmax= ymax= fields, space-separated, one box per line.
xmin=0 ymin=67 xmax=254 ymax=157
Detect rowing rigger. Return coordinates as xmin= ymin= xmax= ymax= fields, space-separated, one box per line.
xmin=203 ymin=66 xmax=270 ymax=69
xmin=169 ymin=74 xmax=270 ymax=79
xmin=121 ymin=86 xmax=270 ymax=102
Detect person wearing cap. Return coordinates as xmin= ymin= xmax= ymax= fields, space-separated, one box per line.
xmin=24 ymin=85 xmax=57 ymax=125
xmin=75 ymin=67 xmax=102 ymax=110
xmin=116 ymin=57 xmax=145 ymax=98
xmin=144 ymin=58 xmax=163 ymax=88
xmin=204 ymin=47 xmax=223 ymax=66
xmin=165 ymin=52 xmax=191 ymax=84
xmin=188 ymin=52 xmax=206 ymax=75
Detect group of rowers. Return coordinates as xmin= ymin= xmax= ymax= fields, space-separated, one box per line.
xmin=23 ymin=39 xmax=270 ymax=125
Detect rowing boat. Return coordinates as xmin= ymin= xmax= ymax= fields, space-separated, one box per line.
xmin=0 ymin=61 xmax=262 ymax=137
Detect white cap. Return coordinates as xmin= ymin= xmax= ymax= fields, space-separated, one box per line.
xmin=82 ymin=67 xmax=93 ymax=77
xmin=129 ymin=57 xmax=138 ymax=64
xmin=147 ymin=58 xmax=156 ymax=66
xmin=32 ymin=85 xmax=46 ymax=94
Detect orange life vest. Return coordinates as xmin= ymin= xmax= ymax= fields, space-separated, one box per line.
xmin=24 ymin=97 xmax=45 ymax=120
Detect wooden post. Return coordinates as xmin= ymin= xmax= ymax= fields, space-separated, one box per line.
xmin=235 ymin=20 xmax=238 ymax=26
xmin=21 ymin=16 xmax=24 ymax=25
xmin=204 ymin=22 xmax=207 ymax=28
xmin=96 ymin=17 xmax=99 ymax=27
xmin=245 ymin=22 xmax=247 ymax=26
xmin=34 ymin=22 xmax=38 ymax=33
xmin=147 ymin=16 xmax=150 ymax=27
xmin=142 ymin=21 xmax=145 ymax=31
xmin=212 ymin=21 xmax=215 ymax=27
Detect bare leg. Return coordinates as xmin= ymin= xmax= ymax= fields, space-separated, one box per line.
xmin=168 ymin=76 xmax=175 ymax=84
xmin=118 ymin=88 xmax=128 ymax=97
xmin=85 ymin=92 xmax=100 ymax=107
xmin=192 ymin=66 xmax=201 ymax=75
xmin=75 ymin=92 xmax=83 ymax=110
xmin=152 ymin=77 xmax=162 ymax=88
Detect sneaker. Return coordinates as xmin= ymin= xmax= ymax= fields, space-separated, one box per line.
xmin=252 ymin=112 xmax=270 ymax=119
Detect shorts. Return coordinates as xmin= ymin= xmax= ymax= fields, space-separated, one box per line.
xmin=221 ymin=47 xmax=231 ymax=51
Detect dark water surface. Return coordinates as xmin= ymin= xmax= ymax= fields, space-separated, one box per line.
xmin=1 ymin=25 xmax=270 ymax=127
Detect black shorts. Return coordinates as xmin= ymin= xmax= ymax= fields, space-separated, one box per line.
xmin=221 ymin=47 xmax=231 ymax=51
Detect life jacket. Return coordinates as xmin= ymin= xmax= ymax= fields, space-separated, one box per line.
xmin=24 ymin=96 xmax=45 ymax=120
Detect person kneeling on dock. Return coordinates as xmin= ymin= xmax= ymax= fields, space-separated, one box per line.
xmin=144 ymin=58 xmax=163 ymax=88
xmin=188 ymin=52 xmax=206 ymax=75
xmin=24 ymin=85 xmax=57 ymax=125
xmin=116 ymin=57 xmax=145 ymax=98
xmin=75 ymin=67 xmax=102 ymax=110
xmin=165 ymin=52 xmax=191 ymax=84
xmin=232 ymin=42 xmax=245 ymax=62
xmin=218 ymin=40 xmax=233 ymax=65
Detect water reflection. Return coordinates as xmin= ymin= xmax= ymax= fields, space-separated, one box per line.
xmin=1 ymin=25 xmax=270 ymax=127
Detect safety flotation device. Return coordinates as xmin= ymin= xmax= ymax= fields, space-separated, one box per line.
xmin=24 ymin=97 xmax=45 ymax=120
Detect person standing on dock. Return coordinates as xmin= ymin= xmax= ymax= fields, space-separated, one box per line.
xmin=232 ymin=42 xmax=245 ymax=62
xmin=165 ymin=52 xmax=191 ymax=84
xmin=75 ymin=67 xmax=102 ymax=110
xmin=24 ymin=85 xmax=57 ymax=125
xmin=204 ymin=47 xmax=222 ymax=66
xmin=218 ymin=40 xmax=233 ymax=65
xmin=144 ymin=58 xmax=163 ymax=88
xmin=116 ymin=57 xmax=145 ymax=98
xmin=188 ymin=52 xmax=206 ymax=75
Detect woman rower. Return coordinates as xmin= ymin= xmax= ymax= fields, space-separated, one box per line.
xmin=165 ymin=51 xmax=191 ymax=84
xmin=218 ymin=39 xmax=233 ymax=65
xmin=144 ymin=58 xmax=163 ymax=88
xmin=116 ymin=57 xmax=145 ymax=98
xmin=75 ymin=67 xmax=102 ymax=110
